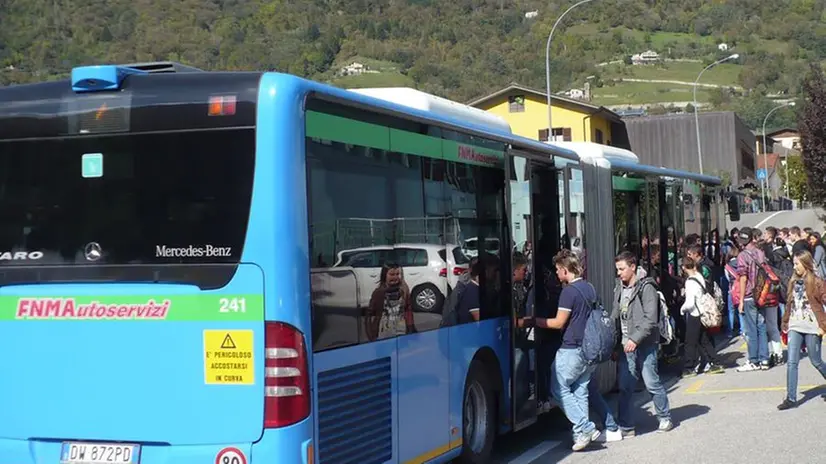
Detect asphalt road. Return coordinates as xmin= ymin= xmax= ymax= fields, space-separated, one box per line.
xmin=729 ymin=208 xmax=824 ymax=232
xmin=491 ymin=336 xmax=826 ymax=463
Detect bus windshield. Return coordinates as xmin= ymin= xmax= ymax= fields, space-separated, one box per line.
xmin=0 ymin=129 xmax=255 ymax=287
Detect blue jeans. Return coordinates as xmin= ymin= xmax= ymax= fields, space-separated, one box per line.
xmin=551 ymin=347 xmax=597 ymax=438
xmin=588 ymin=373 xmax=618 ymax=432
xmin=727 ymin=293 xmax=746 ymax=337
xmin=765 ymin=306 xmax=782 ymax=357
xmin=743 ymin=299 xmax=769 ymax=364
xmin=618 ymin=342 xmax=671 ymax=430
xmin=786 ymin=330 xmax=826 ymax=401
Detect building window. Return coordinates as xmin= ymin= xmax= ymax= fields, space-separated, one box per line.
xmin=538 ymin=128 xmax=572 ymax=142
xmin=508 ymin=95 xmax=525 ymax=113
xmin=595 ymin=128 xmax=604 ymax=144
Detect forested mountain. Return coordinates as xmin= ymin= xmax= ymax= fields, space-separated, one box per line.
xmin=0 ymin=0 xmax=819 ymax=128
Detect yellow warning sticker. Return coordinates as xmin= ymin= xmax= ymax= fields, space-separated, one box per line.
xmin=203 ymin=330 xmax=254 ymax=385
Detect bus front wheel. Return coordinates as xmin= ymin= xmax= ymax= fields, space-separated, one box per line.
xmin=459 ymin=360 xmax=495 ymax=463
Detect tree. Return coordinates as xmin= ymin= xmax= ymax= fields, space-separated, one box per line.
xmin=777 ymin=155 xmax=809 ymax=202
xmin=800 ymin=64 xmax=826 ymax=205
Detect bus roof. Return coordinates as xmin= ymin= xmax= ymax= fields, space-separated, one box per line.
xmin=294 ymin=77 xmax=580 ymax=162
xmin=547 ymin=140 xmax=722 ymax=186
xmin=348 ymin=87 xmax=513 ymax=135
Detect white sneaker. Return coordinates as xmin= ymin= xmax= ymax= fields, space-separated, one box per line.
xmin=596 ymin=429 xmax=623 ymax=443
xmin=658 ymin=419 xmax=674 ymax=432
xmin=572 ymin=429 xmax=601 ymax=451
xmin=736 ymin=362 xmax=761 ymax=372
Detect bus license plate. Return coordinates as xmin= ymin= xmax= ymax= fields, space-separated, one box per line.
xmin=60 ymin=442 xmax=140 ymax=464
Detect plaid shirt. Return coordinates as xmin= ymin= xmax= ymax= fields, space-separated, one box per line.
xmin=736 ymin=244 xmax=765 ymax=298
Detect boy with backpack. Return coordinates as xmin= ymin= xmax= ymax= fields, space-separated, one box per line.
xmin=735 ymin=227 xmax=774 ymax=371
xmin=522 ymin=249 xmax=614 ymax=451
xmin=613 ymin=251 xmax=673 ymax=435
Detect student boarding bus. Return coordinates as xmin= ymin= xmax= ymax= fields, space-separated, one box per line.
xmin=0 ymin=62 xmax=732 ymax=464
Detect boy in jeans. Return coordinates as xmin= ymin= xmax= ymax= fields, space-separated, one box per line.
xmin=524 ymin=249 xmax=602 ymax=451
xmin=736 ymin=227 xmax=771 ymax=371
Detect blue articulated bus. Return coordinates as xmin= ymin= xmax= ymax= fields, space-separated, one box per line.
xmin=0 ymin=62 xmax=601 ymax=464
xmin=0 ymin=61 xmax=730 ymax=464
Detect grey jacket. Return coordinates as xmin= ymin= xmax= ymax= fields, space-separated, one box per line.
xmin=611 ymin=277 xmax=660 ymax=347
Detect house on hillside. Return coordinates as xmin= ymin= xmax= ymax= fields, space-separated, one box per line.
xmin=338 ymin=62 xmax=380 ymax=77
xmin=631 ymin=50 xmax=660 ymax=65
xmin=467 ymin=83 xmax=629 ymax=148
xmin=766 ymin=127 xmax=801 ymax=151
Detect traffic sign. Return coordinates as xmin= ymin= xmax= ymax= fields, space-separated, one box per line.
xmin=756 ymin=168 xmax=766 ymax=180
xmin=215 ymin=447 xmax=247 ymax=464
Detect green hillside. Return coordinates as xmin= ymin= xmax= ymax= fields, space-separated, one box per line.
xmin=0 ymin=0 xmax=817 ymax=129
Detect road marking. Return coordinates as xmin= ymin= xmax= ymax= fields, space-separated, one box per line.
xmin=685 ymin=384 xmax=821 ymax=395
xmin=755 ymin=211 xmax=785 ymax=228
xmin=506 ymin=440 xmax=562 ymax=464
xmin=685 ymin=380 xmax=705 ymax=393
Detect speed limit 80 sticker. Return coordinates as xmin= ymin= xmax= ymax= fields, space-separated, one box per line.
xmin=215 ymin=447 xmax=247 ymax=464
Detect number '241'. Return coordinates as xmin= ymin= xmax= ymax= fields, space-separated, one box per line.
xmin=219 ymin=297 xmax=246 ymax=313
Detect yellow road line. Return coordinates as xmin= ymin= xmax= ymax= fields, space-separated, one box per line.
xmin=684 ymin=380 xmax=705 ymax=393
xmin=686 ymin=384 xmax=821 ymax=395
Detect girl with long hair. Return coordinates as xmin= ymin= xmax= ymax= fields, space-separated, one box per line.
xmin=778 ymin=250 xmax=826 ymax=410
xmin=366 ymin=262 xmax=415 ymax=340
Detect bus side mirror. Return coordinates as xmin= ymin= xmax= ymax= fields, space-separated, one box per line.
xmin=727 ymin=196 xmax=740 ymax=222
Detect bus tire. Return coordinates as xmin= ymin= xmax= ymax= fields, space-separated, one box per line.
xmin=458 ymin=359 xmax=495 ymax=463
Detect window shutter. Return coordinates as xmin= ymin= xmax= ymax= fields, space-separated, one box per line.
xmin=562 ymin=128 xmax=572 ymax=141
xmin=538 ymin=128 xmax=549 ymax=141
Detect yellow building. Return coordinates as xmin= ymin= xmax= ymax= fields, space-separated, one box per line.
xmin=468 ymin=83 xmax=629 ymax=148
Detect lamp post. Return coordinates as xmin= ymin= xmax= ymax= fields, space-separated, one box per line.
xmin=692 ymin=53 xmax=739 ymax=175
xmin=545 ymin=0 xmax=596 ymax=140
xmin=762 ymin=101 xmax=796 ymax=211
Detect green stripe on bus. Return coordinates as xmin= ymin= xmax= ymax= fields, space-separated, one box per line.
xmin=443 ymin=139 xmax=505 ymax=167
xmin=612 ymin=176 xmax=646 ymax=192
xmin=0 ymin=294 xmax=264 ymax=321
xmin=389 ymin=128 xmax=441 ymax=158
xmin=306 ymin=111 xmax=390 ymax=150
xmin=306 ymin=110 xmax=505 ymax=168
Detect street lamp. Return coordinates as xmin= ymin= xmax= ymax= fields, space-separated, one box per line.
xmin=545 ymin=0 xmax=597 ymax=140
xmin=693 ymin=53 xmax=739 ymax=175
xmin=762 ymin=101 xmax=796 ymax=210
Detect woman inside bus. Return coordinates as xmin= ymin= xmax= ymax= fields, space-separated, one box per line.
xmin=366 ymin=262 xmax=415 ymax=340
xmin=778 ymin=250 xmax=826 ymax=410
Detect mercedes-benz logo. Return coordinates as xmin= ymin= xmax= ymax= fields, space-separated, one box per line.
xmin=84 ymin=242 xmax=102 ymax=261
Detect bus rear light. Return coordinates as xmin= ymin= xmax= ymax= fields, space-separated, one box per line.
xmin=264 ymin=322 xmax=310 ymax=428
xmin=208 ymin=95 xmax=237 ymax=116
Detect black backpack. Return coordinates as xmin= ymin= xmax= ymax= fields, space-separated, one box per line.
xmin=774 ymin=259 xmax=794 ymax=303
xmin=440 ymin=280 xmax=468 ymax=327
xmin=572 ymin=283 xmax=616 ymax=366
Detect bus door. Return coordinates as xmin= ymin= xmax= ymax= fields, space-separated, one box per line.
xmin=506 ymin=151 xmax=561 ymax=430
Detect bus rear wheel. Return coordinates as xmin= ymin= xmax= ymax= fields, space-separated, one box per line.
xmin=459 ymin=360 xmax=495 ymax=463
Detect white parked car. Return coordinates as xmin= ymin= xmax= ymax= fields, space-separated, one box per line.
xmin=333 ymin=243 xmax=469 ymax=312
xmin=462 ymin=237 xmax=500 ymax=258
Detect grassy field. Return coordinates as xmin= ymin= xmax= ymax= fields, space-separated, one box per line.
xmin=330 ymin=71 xmax=415 ymax=89
xmin=600 ymin=61 xmax=742 ymax=86
xmin=591 ymin=81 xmax=714 ymax=106
xmin=567 ymin=24 xmax=792 ymax=55
xmin=331 ymin=56 xmax=400 ymax=72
